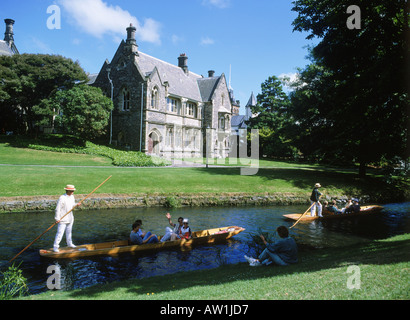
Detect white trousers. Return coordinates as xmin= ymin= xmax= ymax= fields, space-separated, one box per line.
xmin=310 ymin=201 xmax=323 ymax=217
xmin=53 ymin=222 xmax=74 ymax=249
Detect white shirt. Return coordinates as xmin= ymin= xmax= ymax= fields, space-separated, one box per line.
xmin=55 ymin=194 xmax=76 ymax=224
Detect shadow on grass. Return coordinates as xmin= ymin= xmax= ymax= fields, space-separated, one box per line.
xmin=194 ymin=167 xmax=399 ymax=202
xmin=64 ymin=235 xmax=410 ymax=299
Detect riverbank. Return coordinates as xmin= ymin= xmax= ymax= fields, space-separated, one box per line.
xmin=0 ymin=191 xmax=390 ymax=213
xmin=22 ymin=233 xmax=410 ymax=300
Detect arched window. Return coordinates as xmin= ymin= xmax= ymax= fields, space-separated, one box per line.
xmin=219 ymin=115 xmax=225 ymax=130
xmin=121 ymin=88 xmax=130 ymax=111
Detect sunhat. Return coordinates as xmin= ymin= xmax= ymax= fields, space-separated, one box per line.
xmin=64 ymin=184 xmax=76 ymax=191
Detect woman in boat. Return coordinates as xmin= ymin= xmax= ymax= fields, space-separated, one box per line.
xmin=244 ymin=226 xmax=298 ymax=266
xmin=179 ymin=219 xmax=192 ymax=240
xmin=160 ymin=213 xmax=184 ymax=242
xmin=130 ymin=222 xmax=159 ymax=244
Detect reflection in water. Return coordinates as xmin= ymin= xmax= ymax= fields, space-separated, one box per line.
xmin=0 ymin=203 xmax=408 ymax=294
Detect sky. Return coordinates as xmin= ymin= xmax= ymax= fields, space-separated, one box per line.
xmin=2 ymin=0 xmax=317 ymax=114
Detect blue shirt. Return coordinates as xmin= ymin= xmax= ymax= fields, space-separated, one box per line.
xmin=266 ymin=237 xmax=298 ymax=264
xmin=130 ymin=231 xmax=143 ymax=244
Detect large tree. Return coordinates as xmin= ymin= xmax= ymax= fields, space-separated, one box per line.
xmin=247 ymin=76 xmax=295 ymax=158
xmin=0 ymin=54 xmax=88 ymax=133
xmin=34 ymin=85 xmax=113 ymax=141
xmin=291 ymin=0 xmax=410 ymax=176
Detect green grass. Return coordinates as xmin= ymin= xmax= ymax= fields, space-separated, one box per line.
xmin=22 ymin=233 xmax=410 ymax=300
xmin=0 ymin=143 xmax=113 ymax=166
xmin=0 ymin=135 xmax=406 ymax=202
xmin=0 ymin=165 xmax=393 ymax=199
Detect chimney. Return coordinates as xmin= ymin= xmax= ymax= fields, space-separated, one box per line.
xmin=178 ymin=53 xmax=189 ymax=74
xmin=4 ymin=19 xmax=15 ymax=45
xmin=125 ymin=23 xmax=138 ymax=56
xmin=208 ymin=70 xmax=215 ymax=78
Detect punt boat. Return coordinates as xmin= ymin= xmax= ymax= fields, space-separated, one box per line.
xmin=39 ymin=226 xmax=245 ymax=259
xmin=283 ymin=205 xmax=384 ymax=222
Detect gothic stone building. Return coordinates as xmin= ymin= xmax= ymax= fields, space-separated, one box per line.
xmin=92 ymin=24 xmax=233 ymax=159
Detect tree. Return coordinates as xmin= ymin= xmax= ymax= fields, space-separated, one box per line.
xmin=291 ymin=0 xmax=410 ymax=176
xmin=34 ymin=85 xmax=113 ymax=141
xmin=0 ymin=54 xmax=88 ymax=134
xmin=247 ymin=76 xmax=295 ymax=158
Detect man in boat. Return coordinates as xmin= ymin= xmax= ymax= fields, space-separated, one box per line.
xmin=244 ymin=226 xmax=298 ymax=266
xmin=324 ymin=200 xmax=343 ymax=215
xmin=310 ymin=183 xmax=323 ymax=217
xmin=130 ymin=222 xmax=159 ymax=244
xmin=53 ymin=184 xmax=80 ymax=253
xmin=160 ymin=213 xmax=184 ymax=242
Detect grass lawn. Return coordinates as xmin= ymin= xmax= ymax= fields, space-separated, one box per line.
xmin=22 ymin=233 xmax=410 ymax=300
xmin=0 ymin=164 xmax=390 ymax=198
xmin=0 ymin=138 xmax=405 ymax=202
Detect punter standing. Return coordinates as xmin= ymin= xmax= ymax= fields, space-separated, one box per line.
xmin=53 ymin=184 xmax=79 ymax=252
xmin=310 ymin=183 xmax=323 ymax=217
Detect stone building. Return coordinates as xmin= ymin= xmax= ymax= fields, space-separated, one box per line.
xmin=92 ymin=24 xmax=234 ymax=159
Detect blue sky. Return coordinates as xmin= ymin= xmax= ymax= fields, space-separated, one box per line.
xmin=2 ymin=0 xmax=316 ymax=113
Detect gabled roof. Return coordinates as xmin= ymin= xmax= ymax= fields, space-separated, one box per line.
xmin=136 ymin=52 xmax=203 ymax=102
xmin=197 ymin=76 xmax=221 ymax=102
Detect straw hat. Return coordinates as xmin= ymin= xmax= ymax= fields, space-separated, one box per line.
xmin=314 ymin=183 xmax=321 ymax=188
xmin=64 ymin=184 xmax=76 ymax=191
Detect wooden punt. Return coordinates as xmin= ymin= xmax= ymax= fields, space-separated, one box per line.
xmin=39 ymin=226 xmax=245 ymax=259
xmin=283 ymin=205 xmax=384 ymax=222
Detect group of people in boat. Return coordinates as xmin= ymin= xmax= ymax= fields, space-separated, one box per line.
xmin=309 ymin=182 xmax=361 ymax=217
xmin=129 ymin=213 xmax=193 ymax=245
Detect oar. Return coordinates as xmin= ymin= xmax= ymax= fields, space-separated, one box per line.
xmin=290 ymin=194 xmax=324 ymax=229
xmin=9 ymin=175 xmax=112 ymax=263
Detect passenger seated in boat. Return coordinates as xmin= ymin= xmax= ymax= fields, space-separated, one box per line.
xmin=325 ymin=200 xmax=343 ymax=215
xmin=179 ymin=219 xmax=192 ymax=240
xmin=160 ymin=213 xmax=184 ymax=242
xmin=345 ymin=198 xmax=361 ymax=214
xmin=130 ymin=222 xmax=159 ymax=245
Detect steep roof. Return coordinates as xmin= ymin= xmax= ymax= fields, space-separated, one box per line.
xmin=197 ymin=76 xmax=221 ymax=102
xmin=0 ymin=40 xmax=14 ymax=56
xmin=136 ymin=52 xmax=203 ymax=102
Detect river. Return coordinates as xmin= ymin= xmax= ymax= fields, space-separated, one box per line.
xmin=0 ymin=202 xmax=409 ymax=295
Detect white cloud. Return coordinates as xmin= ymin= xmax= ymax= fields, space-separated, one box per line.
xmin=59 ymin=0 xmax=161 ymax=44
xmin=279 ymin=72 xmax=306 ymax=91
xmin=200 ymin=36 xmax=215 ymax=46
xmin=202 ymin=0 xmax=231 ymax=9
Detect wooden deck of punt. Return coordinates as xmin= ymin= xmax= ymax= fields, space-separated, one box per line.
xmin=39 ymin=226 xmax=245 ymax=259
xmin=283 ymin=205 xmax=384 ymax=222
